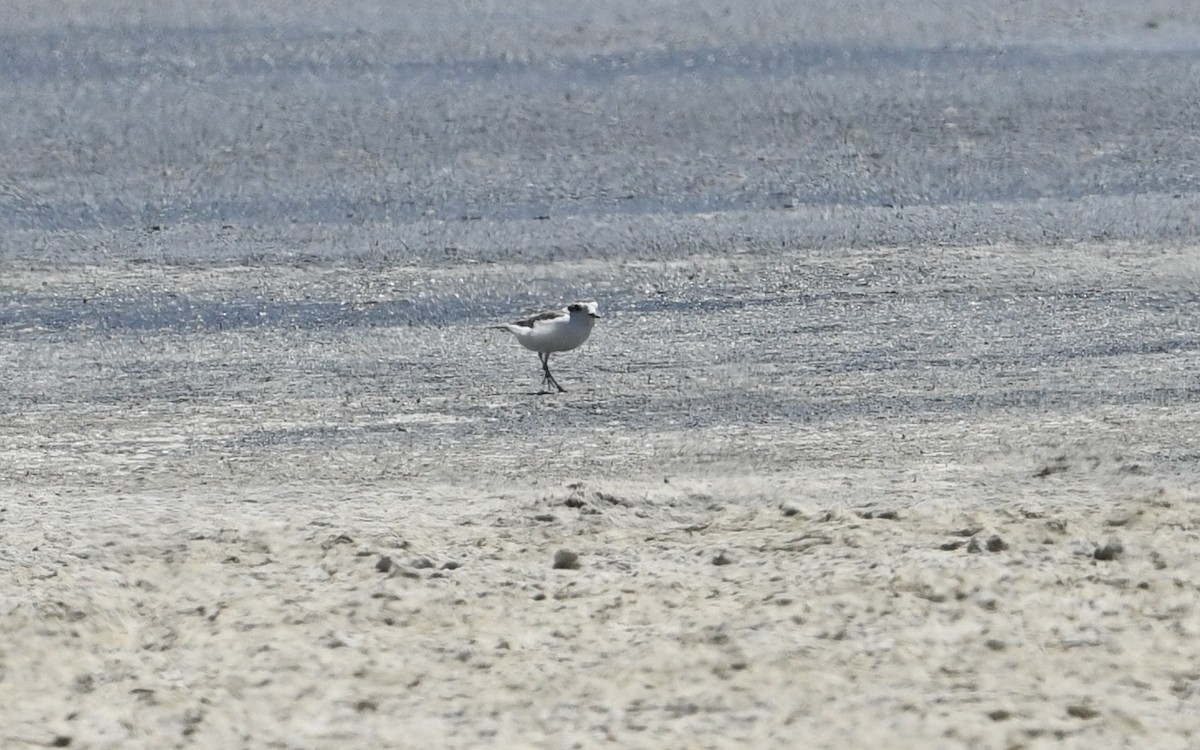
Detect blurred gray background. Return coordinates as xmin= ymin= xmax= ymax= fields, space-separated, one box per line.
xmin=3 ymin=1 xmax=1200 ymax=265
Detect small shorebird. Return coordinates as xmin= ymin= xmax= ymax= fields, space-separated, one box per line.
xmin=497 ymin=301 xmax=601 ymax=393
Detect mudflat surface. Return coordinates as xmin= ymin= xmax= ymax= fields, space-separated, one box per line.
xmin=3 ymin=2 xmax=1200 ymax=749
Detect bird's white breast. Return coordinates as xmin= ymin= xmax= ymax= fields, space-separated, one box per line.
xmin=509 ymin=313 xmax=594 ymax=353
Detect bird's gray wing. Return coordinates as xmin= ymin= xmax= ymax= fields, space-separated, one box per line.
xmin=511 ymin=309 xmax=565 ymax=328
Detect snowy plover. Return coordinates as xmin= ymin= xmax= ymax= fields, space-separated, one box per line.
xmin=497 ymin=301 xmax=601 ymax=393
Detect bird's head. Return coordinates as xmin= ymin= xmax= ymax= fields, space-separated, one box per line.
xmin=568 ymin=301 xmax=601 ymax=319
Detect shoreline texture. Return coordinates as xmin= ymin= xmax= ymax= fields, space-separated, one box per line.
xmin=5 ymin=1 xmax=1200 ymax=746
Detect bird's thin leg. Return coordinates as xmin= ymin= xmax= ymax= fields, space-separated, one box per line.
xmin=538 ymin=352 xmax=553 ymax=392
xmin=540 ymin=352 xmax=565 ymax=393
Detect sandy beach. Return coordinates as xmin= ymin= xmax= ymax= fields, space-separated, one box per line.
xmin=4 ymin=243 xmax=1200 ymax=748
xmin=6 ymin=468 xmax=1200 ymax=748
xmin=5 ymin=416 xmax=1200 ymax=749
xmin=4 ymin=1 xmax=1200 ymax=747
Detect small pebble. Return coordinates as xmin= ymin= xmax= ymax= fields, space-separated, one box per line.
xmin=967 ymin=535 xmax=1007 ymax=553
xmin=321 ymin=534 xmax=354 ymax=550
xmin=1034 ymin=460 xmax=1069 ymax=478
xmin=712 ymin=550 xmax=733 ymax=566
xmin=858 ymin=509 xmax=900 ymax=520
xmin=552 ymin=549 xmax=580 ymax=570
xmin=375 ymin=556 xmax=393 ymax=573
xmin=1094 ymin=540 xmax=1124 ymax=561
xmin=1066 ymin=703 xmax=1099 ymax=719
xmin=410 ymin=557 xmax=434 ymax=570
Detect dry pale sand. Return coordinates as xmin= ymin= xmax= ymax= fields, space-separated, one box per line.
xmin=4 ymin=243 xmax=1200 ymax=749
xmin=4 ymin=464 xmax=1199 ymax=749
